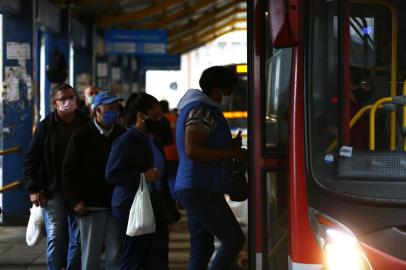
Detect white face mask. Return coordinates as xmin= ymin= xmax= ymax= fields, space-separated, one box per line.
xmin=86 ymin=95 xmax=95 ymax=106
xmin=56 ymin=98 xmax=76 ymax=115
xmin=221 ymin=94 xmax=232 ymax=109
xmin=215 ymin=89 xmax=232 ymax=110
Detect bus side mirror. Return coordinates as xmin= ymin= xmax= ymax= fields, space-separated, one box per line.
xmin=270 ymin=0 xmax=299 ymax=48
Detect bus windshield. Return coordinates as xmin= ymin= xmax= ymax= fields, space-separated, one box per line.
xmin=307 ymin=0 xmax=406 ymax=202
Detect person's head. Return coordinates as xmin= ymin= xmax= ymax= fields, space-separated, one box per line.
xmin=159 ymin=100 xmax=169 ymax=114
xmin=93 ymin=91 xmax=123 ymax=128
xmin=199 ymin=66 xmax=239 ymax=106
xmin=350 ymin=66 xmax=372 ymax=104
xmin=128 ymin=93 xmax=161 ymax=133
xmin=123 ymin=93 xmax=139 ymax=127
xmin=83 ymin=85 xmax=100 ymax=106
xmin=52 ymin=83 xmax=78 ymax=118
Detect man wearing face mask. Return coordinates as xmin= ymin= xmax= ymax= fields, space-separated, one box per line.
xmin=24 ymin=83 xmax=88 ymax=270
xmin=175 ymin=66 xmax=248 ymax=270
xmin=62 ymin=91 xmax=126 ymax=270
xmin=80 ymin=85 xmax=100 ymax=117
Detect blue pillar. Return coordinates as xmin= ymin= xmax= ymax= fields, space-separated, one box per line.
xmin=1 ymin=2 xmax=33 ymax=224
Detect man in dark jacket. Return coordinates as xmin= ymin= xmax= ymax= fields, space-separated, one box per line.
xmin=62 ymin=91 xmax=126 ymax=270
xmin=24 ymin=83 xmax=88 ymax=270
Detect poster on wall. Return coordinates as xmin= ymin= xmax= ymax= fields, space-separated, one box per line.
xmin=111 ymin=67 xmax=121 ymax=81
xmin=97 ymin=62 xmax=108 ymax=77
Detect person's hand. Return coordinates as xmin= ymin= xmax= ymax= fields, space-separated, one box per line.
xmin=73 ymin=202 xmax=89 ymax=216
xmin=29 ymin=192 xmax=46 ymax=207
xmin=232 ymin=130 xmax=243 ymax=148
xmin=144 ymin=168 xmax=161 ymax=182
xmin=233 ymin=148 xmax=248 ymax=161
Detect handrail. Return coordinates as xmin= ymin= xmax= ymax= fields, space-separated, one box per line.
xmin=0 ymin=181 xmax=21 ymax=193
xmin=0 ymin=146 xmax=20 ymax=156
xmin=369 ymin=97 xmax=393 ymax=150
xmin=325 ymin=105 xmax=373 ymax=153
xmin=352 ymin=0 xmax=398 ymax=150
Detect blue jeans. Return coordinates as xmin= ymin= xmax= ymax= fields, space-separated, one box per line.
xmin=43 ymin=193 xmax=81 ymax=270
xmin=177 ymin=189 xmax=245 ymax=270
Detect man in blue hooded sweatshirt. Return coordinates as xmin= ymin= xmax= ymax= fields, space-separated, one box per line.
xmin=175 ymin=66 xmax=248 ymax=270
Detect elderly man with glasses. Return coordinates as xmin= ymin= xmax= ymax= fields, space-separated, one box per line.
xmin=24 ymin=83 xmax=88 ymax=270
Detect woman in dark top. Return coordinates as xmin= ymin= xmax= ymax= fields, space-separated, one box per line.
xmin=105 ymin=93 xmax=169 ymax=270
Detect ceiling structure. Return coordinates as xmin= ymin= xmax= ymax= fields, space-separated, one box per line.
xmin=56 ymin=0 xmax=247 ymax=54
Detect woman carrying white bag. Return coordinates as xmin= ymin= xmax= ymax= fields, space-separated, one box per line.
xmin=126 ymin=173 xmax=156 ymax=236
xmin=105 ymin=93 xmax=169 ymax=270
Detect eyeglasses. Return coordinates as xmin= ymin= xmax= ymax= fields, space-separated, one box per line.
xmin=55 ymin=96 xmax=76 ymax=102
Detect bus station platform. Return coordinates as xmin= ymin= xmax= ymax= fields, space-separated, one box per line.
xmin=0 ymin=226 xmax=46 ymax=270
xmin=0 ymin=212 xmax=190 ymax=270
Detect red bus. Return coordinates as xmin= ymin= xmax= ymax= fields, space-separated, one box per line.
xmin=249 ymin=0 xmax=406 ymax=269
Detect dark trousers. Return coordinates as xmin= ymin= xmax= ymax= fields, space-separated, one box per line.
xmin=165 ymin=160 xmax=179 ymax=200
xmin=177 ymin=189 xmax=245 ymax=270
xmin=112 ymin=204 xmax=169 ymax=270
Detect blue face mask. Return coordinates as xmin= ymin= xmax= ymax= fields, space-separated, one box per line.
xmin=102 ymin=110 xmax=118 ymax=125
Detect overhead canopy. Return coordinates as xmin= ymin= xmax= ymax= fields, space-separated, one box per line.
xmin=55 ymin=0 xmax=247 ymax=54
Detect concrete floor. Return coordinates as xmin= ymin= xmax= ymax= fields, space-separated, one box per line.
xmin=0 ymin=209 xmax=248 ymax=270
xmin=0 ymin=214 xmax=190 ymax=270
xmin=0 ymin=227 xmax=47 ymax=270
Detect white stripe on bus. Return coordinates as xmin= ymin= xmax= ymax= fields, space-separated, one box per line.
xmin=289 ymin=256 xmax=323 ymax=270
xmin=256 ymin=253 xmax=262 ymax=269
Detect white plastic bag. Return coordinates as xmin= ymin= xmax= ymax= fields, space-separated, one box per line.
xmin=26 ymin=204 xmax=45 ymax=246
xmin=126 ymin=173 xmax=156 ymax=236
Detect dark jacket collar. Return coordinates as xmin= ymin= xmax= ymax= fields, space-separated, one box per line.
xmin=44 ymin=110 xmax=89 ymax=127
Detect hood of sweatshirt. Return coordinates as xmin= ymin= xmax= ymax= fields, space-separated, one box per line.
xmin=177 ymin=89 xmax=217 ymax=111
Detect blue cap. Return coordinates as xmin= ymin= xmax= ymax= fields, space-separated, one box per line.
xmin=93 ymin=91 xmax=123 ymax=108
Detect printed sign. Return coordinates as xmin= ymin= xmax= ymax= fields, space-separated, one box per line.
xmin=97 ymin=62 xmax=108 ymax=77
xmin=7 ymin=42 xmax=30 ymax=60
xmin=105 ymin=29 xmax=167 ymax=55
xmin=339 ymin=146 xmax=353 ymax=157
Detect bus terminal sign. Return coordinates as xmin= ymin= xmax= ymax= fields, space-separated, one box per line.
xmin=138 ymin=54 xmax=180 ymax=71
xmin=104 ymin=29 xmax=167 ymax=55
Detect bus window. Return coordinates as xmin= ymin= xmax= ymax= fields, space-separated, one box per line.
xmin=223 ymin=64 xmax=248 ymax=148
xmin=264 ymin=47 xmax=291 ymax=152
xmin=264 ymin=170 xmax=288 ymax=270
xmin=308 ymin=0 xmax=406 ymax=200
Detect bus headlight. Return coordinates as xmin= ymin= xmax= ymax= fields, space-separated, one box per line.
xmin=309 ymin=208 xmax=373 ymax=270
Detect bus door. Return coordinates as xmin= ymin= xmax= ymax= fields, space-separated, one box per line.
xmin=249 ymin=1 xmax=292 ymax=268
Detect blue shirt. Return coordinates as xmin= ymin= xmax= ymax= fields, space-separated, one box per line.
xmin=106 ymin=126 xmax=163 ymax=207
xmin=175 ymin=100 xmax=233 ymax=193
xmin=146 ymin=133 xmax=165 ymax=191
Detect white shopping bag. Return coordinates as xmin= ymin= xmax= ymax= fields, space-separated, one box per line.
xmin=126 ymin=173 xmax=156 ymax=236
xmin=26 ymin=204 xmax=45 ymax=246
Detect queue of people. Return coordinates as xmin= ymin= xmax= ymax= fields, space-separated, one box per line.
xmin=23 ymin=65 xmax=247 ymax=270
